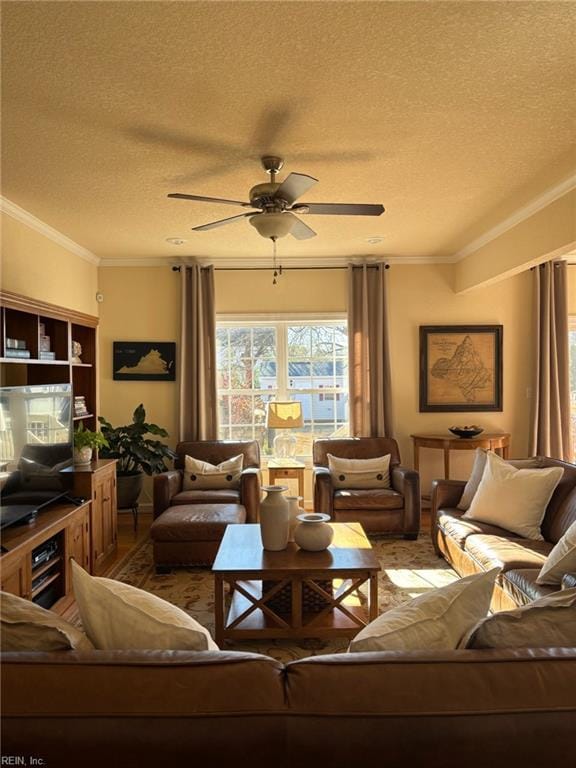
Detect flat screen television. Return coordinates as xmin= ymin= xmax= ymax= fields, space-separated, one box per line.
xmin=0 ymin=383 xmax=73 ymax=530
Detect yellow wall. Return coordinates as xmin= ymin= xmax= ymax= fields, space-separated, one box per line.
xmin=97 ymin=263 xmax=538 ymax=501
xmin=568 ymin=266 xmax=576 ymax=313
xmin=388 ymin=264 xmax=532 ymax=491
xmin=454 ymin=189 xmax=576 ymax=293
xmin=97 ymin=267 xmax=181 ymax=505
xmin=1 ymin=213 xmax=98 ymax=316
xmin=215 ymin=268 xmax=347 ymax=314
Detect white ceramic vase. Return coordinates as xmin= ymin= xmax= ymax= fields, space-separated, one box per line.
xmin=74 ymin=446 xmax=93 ymax=465
xmin=259 ymin=485 xmax=290 ymax=551
xmin=286 ymin=496 xmax=304 ymax=543
xmin=294 ymin=513 xmax=334 ymax=552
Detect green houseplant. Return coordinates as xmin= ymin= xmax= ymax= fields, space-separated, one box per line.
xmin=98 ymin=404 xmax=176 ymax=508
xmin=73 ymin=423 xmax=108 ymax=466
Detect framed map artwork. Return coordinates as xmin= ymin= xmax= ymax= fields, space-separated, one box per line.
xmin=419 ymin=325 xmax=503 ymax=412
xmin=113 ymin=342 xmax=176 ymax=381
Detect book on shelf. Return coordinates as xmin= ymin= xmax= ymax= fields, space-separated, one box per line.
xmin=5 ymin=349 xmax=31 ymax=359
xmin=39 ymin=351 xmax=56 ymax=360
xmin=5 ymin=338 xmax=28 ymax=351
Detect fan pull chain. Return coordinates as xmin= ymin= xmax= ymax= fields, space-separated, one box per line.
xmin=272 ymin=237 xmax=278 ymax=285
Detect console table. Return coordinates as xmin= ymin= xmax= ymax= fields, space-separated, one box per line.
xmin=411 ymin=432 xmax=511 ymax=479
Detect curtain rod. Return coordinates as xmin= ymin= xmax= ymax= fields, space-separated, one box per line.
xmin=171 ymin=264 xmax=390 ymax=272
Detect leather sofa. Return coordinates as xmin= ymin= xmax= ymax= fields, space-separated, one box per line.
xmin=432 ymin=456 xmax=576 ymax=611
xmin=151 ymin=440 xmax=261 ymax=567
xmin=313 ymin=437 xmax=420 ymax=537
xmin=3 ymin=647 xmax=575 ymax=768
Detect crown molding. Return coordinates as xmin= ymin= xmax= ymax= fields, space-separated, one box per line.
xmin=452 ymin=173 xmax=576 ymax=263
xmin=99 ymin=253 xmax=453 ymax=268
xmin=1 ymin=197 xmax=100 ymax=265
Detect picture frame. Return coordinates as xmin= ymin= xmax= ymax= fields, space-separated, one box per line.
xmin=419 ymin=325 xmax=503 ymax=412
xmin=113 ymin=341 xmax=176 ymax=381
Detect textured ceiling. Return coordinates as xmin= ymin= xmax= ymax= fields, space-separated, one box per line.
xmin=2 ymin=1 xmax=575 ymax=263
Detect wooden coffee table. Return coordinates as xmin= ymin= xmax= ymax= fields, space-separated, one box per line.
xmin=212 ymin=522 xmax=380 ymax=646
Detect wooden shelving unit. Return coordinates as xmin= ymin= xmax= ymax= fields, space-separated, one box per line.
xmin=0 ymin=291 xmax=118 ymax=611
xmin=0 ymin=290 xmax=99 ymax=430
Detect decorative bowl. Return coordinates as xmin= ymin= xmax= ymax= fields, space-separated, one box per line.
xmin=449 ymin=426 xmax=484 ymax=439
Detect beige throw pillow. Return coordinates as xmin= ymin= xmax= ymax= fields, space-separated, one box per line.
xmin=463 ymin=452 xmax=563 ymax=540
xmin=536 ymin=520 xmax=576 ymax=585
xmin=1 ymin=590 xmax=93 ymax=651
xmin=182 ymin=454 xmax=243 ymax=491
xmin=464 ymin=588 xmax=576 ymax=649
xmin=328 ymin=454 xmax=391 ymax=490
xmin=71 ymin=560 xmax=218 ymax=651
xmin=457 ymin=448 xmax=540 ymax=511
xmin=348 ymin=568 xmax=499 ymax=653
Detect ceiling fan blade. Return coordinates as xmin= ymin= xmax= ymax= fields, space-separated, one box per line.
xmin=168 ymin=193 xmax=250 ymax=207
xmin=274 ymin=173 xmax=318 ymax=205
xmin=294 ymin=203 xmax=385 ymax=216
xmin=289 ymin=215 xmax=317 ymax=240
xmin=192 ymin=213 xmax=253 ymax=232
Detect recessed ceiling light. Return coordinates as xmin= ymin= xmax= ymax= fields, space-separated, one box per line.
xmin=366 ymin=236 xmax=385 ymax=245
xmin=166 ymin=237 xmax=187 ymax=245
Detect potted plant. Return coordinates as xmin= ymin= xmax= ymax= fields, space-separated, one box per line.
xmin=98 ymin=404 xmax=176 ymax=509
xmin=73 ymin=423 xmax=108 ymax=466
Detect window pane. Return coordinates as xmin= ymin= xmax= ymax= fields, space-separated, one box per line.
xmin=216 ymin=320 xmax=349 ymax=459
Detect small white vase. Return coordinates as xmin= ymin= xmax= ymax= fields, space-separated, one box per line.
xmin=294 ymin=513 xmax=334 ymax=552
xmin=259 ymin=485 xmax=290 ymax=551
xmin=286 ymin=496 xmax=304 ymax=543
xmin=74 ymin=446 xmax=93 ymax=466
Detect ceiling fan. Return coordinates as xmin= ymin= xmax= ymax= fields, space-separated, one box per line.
xmin=167 ymin=156 xmax=384 ymax=241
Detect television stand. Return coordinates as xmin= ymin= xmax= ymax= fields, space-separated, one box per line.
xmin=0 ymin=500 xmax=91 ymax=613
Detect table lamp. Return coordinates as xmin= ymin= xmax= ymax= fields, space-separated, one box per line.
xmin=266 ymin=401 xmax=304 ymax=459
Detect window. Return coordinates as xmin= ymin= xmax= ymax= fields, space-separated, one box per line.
xmin=216 ymin=318 xmax=349 ymax=457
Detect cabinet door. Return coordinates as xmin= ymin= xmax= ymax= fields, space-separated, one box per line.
xmin=92 ymin=468 xmax=117 ymax=574
xmin=67 ymin=506 xmax=90 ymax=572
xmin=1 ymin=556 xmax=31 ymax=599
xmin=91 ymin=477 xmax=105 ymax=573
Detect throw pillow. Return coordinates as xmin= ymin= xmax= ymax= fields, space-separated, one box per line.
xmin=71 ymin=560 xmax=218 ymax=651
xmin=348 ymin=568 xmax=499 ymax=653
xmin=457 ymin=448 xmax=540 ymax=511
xmin=182 ymin=454 xmax=243 ymax=491
xmin=536 ymin=520 xmax=576 ymax=585
xmin=1 ymin=590 xmax=93 ymax=651
xmin=327 ymin=454 xmax=391 ymax=490
xmin=463 ymin=452 xmax=563 ymax=540
xmin=464 ymin=588 xmax=576 ymax=649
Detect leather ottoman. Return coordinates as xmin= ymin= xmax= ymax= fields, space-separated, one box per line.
xmin=150 ymin=503 xmax=246 ymax=571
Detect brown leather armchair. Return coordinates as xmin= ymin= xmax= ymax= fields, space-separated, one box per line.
xmin=313 ymin=437 xmax=420 ymax=538
xmin=153 ymin=440 xmax=261 ymax=522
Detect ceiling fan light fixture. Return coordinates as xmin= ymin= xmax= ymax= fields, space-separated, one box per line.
xmin=249 ymin=212 xmax=294 ymax=240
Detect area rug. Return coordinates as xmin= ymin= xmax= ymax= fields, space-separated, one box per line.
xmin=98 ymin=535 xmax=458 ymax=662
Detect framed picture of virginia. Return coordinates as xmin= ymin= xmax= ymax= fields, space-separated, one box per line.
xmin=113 ymin=341 xmax=176 ymax=381
xmin=419 ymin=325 xmax=503 ymax=412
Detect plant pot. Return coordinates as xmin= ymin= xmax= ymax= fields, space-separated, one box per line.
xmin=294 ymin=513 xmax=334 ymax=551
xmin=259 ymin=485 xmax=289 ymax=551
xmin=116 ymin=472 xmax=144 ymax=509
xmin=74 ymin=446 xmax=93 ymax=466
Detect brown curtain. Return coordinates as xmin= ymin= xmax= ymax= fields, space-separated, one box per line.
xmin=530 ymin=260 xmax=571 ymax=460
xmin=347 ymin=263 xmax=393 ymax=437
xmin=179 ymin=264 xmax=218 ymax=441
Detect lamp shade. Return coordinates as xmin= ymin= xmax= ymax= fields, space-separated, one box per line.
xmin=267 ymin=401 xmax=304 ymax=429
